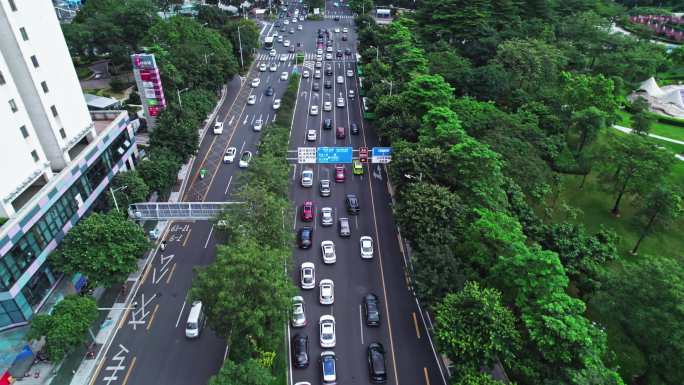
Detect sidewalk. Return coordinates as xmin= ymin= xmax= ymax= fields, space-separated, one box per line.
xmin=612 ymin=124 xmax=684 ymax=161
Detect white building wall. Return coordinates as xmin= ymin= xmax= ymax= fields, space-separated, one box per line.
xmin=0 ymin=0 xmax=93 ymax=172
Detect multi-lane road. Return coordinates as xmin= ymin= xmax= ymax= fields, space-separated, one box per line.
xmin=90 ymin=3 xmax=447 ymax=385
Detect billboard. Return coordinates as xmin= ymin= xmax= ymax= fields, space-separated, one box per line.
xmin=131 ymin=53 xmax=167 ymax=130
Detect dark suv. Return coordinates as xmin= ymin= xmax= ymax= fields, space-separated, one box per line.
xmin=323 ymin=118 xmax=332 ymax=130
xmin=298 ymin=227 xmax=313 ymax=249
xmin=292 ymin=334 xmax=309 ymax=368
xmin=345 ymin=194 xmax=360 ymax=214
xmin=367 ymin=342 xmax=387 ymax=383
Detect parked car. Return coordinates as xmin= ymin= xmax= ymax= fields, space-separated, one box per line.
xmin=291 ymin=296 xmax=307 ymax=327
xmin=292 ymin=334 xmax=310 ymax=368
xmin=320 ymin=351 xmax=337 ymax=384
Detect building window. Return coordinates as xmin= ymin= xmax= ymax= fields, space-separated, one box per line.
xmin=9 ymin=99 xmax=18 ymax=112
xmin=30 ymin=55 xmax=39 ymax=68
xmin=0 ymin=70 xmax=5 ymax=85
xmin=8 ymin=0 xmax=17 ymax=12
xmin=40 ymin=81 xmax=48 ymax=93
xmin=59 ymin=128 xmax=66 ymax=138
xmin=50 ymin=105 xmax=58 ymax=117
xmin=19 ymin=27 xmax=28 ymax=41
xmin=20 ymin=125 xmax=28 ymax=138
xmin=30 ymin=150 xmax=39 ymax=162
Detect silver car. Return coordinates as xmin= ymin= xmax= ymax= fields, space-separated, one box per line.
xmin=321 ymin=207 xmax=333 ymax=226
xmin=321 ymin=240 xmax=336 ymax=264
xmin=360 ymin=236 xmax=374 ymax=259
xmin=319 ymin=179 xmax=331 ymax=197
xmin=291 ymin=296 xmax=307 ymax=327
xmin=301 ymin=169 xmax=314 ymax=187
xmin=319 ymin=279 xmax=334 ymax=305
xmin=338 ymin=218 xmax=350 ymax=237
xmin=300 ymin=262 xmax=315 ymax=289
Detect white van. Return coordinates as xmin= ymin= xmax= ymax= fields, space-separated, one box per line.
xmin=185 ymin=301 xmax=204 ymax=338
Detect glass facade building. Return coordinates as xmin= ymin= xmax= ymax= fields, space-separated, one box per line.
xmin=0 ymin=114 xmax=136 ymax=330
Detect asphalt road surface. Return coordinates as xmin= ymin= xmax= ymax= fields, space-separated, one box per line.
xmin=286 ymin=2 xmax=449 ymax=385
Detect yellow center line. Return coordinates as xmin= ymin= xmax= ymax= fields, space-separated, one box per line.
xmin=424 ymin=367 xmax=431 ymax=385
xmin=147 ymin=304 xmax=160 ymax=331
xmin=87 ymin=351 xmax=108 ymax=385
xmin=121 ymin=356 xmax=137 ymax=385
xmin=413 ymin=312 xmax=421 ymax=339
xmin=184 ymin=135 xmax=218 ymax=200
xmin=165 ymin=262 xmax=177 ymax=284
xmin=182 ymin=228 xmax=192 ymax=247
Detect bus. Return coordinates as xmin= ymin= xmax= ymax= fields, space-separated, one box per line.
xmin=264 ymin=35 xmax=274 ymax=50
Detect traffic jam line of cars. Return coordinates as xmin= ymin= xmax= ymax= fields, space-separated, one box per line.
xmin=290 ymin=9 xmax=389 ymax=385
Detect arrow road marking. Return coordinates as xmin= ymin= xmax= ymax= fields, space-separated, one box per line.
xmin=373 ymin=165 xmax=383 ymax=180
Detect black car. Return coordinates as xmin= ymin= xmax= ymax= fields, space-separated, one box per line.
xmin=323 ymin=118 xmax=333 ymax=130
xmin=292 ymin=334 xmax=309 ymax=368
xmin=336 ymin=49 xmax=343 ymax=57
xmin=334 ymin=15 xmax=340 ymax=21
xmin=265 ymin=86 xmax=274 ymax=96
xmin=318 ymin=32 xmax=324 ymax=39
xmin=346 ymin=194 xmax=360 ymax=214
xmin=363 ymin=293 xmax=380 ymax=326
xmin=298 ymin=227 xmax=313 ymax=249
xmin=326 ymin=40 xmax=333 ymax=47
xmin=325 ymin=66 xmax=333 ymax=76
xmin=313 ymin=82 xmax=321 ymax=91
xmin=324 ymin=80 xmax=332 ymax=89
xmin=345 ymin=48 xmax=352 ymax=56
xmin=351 ymin=123 xmax=359 ymax=135
xmin=367 ymin=342 xmax=387 ymax=383
xmin=342 ymin=34 xmax=348 ymax=41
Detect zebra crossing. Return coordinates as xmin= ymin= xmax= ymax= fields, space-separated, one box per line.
xmin=254 ymin=52 xmax=357 ymax=62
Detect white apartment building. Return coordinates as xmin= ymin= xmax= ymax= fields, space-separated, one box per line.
xmin=0 ymin=0 xmax=139 ymax=331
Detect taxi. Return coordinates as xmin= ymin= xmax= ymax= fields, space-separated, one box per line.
xmin=352 ymin=159 xmax=364 ymax=175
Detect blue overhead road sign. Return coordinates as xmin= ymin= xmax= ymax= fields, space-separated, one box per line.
xmin=371 ymin=147 xmax=392 ymax=163
xmin=317 ymin=147 xmax=353 ymax=163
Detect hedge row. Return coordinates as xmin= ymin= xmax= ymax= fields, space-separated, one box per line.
xmin=655 ymin=114 xmax=684 ymax=128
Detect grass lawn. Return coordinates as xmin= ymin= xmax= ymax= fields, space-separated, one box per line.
xmin=549 ymin=129 xmax=684 ymax=382
xmin=616 ymin=110 xmax=684 ymax=144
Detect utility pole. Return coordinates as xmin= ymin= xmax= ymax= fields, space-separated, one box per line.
xmin=237 ymin=26 xmax=245 ymax=69
xmin=109 ymin=185 xmax=128 ymax=214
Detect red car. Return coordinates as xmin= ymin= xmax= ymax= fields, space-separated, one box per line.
xmin=301 ymin=201 xmax=314 ymax=221
xmin=336 ymin=126 xmax=346 ymax=139
xmin=359 ymin=147 xmax=369 ymax=163
xmin=335 ymin=165 xmax=345 ymax=183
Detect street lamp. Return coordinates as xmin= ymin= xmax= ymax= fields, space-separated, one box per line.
xmin=237 ymin=25 xmax=245 ymax=69
xmin=403 ymin=173 xmax=422 ymax=182
xmin=110 ymin=185 xmax=128 ymax=214
xmin=381 ymin=79 xmax=393 ymax=96
xmin=370 ymin=45 xmax=379 ymax=61
xmin=177 ymin=87 xmax=190 ymax=109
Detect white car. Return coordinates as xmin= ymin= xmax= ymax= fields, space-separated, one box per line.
xmin=299 ymin=16 xmax=304 ymax=21
xmin=273 ymin=99 xmax=281 ymax=110
xmin=280 ymin=71 xmax=289 ymax=81
xmin=280 ymin=54 xmax=288 ymax=62
xmin=334 ymin=27 xmax=340 ymax=33
xmin=247 ymin=94 xmax=257 ymax=105
xmin=269 ymin=49 xmax=277 ymax=57
xmin=283 ymin=19 xmax=289 ymax=25
xmin=321 ymin=240 xmax=336 ymax=264
xmin=298 ymin=24 xmax=303 ymax=30
xmin=317 ymin=48 xmax=323 ymax=55
xmin=336 ymin=97 xmax=344 ymax=108
xmin=325 ymin=53 xmax=333 ymax=60
xmin=326 ymin=46 xmax=333 ymax=53
xmin=314 ymin=69 xmax=322 ymax=79
xmin=213 ymin=121 xmax=224 ymax=135
xmin=323 ymin=101 xmax=332 ymax=111
xmin=292 ymin=17 xmax=297 ymax=23
xmin=316 ymin=54 xmax=323 ymax=61
xmin=343 ymin=27 xmax=348 ymax=33
xmin=346 ymin=69 xmax=354 ymax=77
xmin=303 ymin=70 xmax=310 ymax=78
xmin=223 ymin=147 xmax=236 ymax=163
xmin=277 ymin=35 xmax=284 ymax=42
xmin=251 ymin=78 xmax=260 ymax=87
xmin=310 ymin=105 xmax=319 ymax=115
xmin=315 ymin=61 xmax=322 ymax=68
xmin=319 ymin=315 xmax=336 ymax=348
xmin=269 ymin=63 xmax=278 ymax=72
xmin=360 ymin=236 xmax=374 ymax=259
xmin=253 ymin=119 xmax=263 ymax=132
xmin=284 ymin=39 xmax=291 ymax=47
xmin=336 ymin=75 xmax=343 ymax=84
xmin=300 ymin=262 xmax=315 ymax=289
xmin=238 ymin=151 xmax=252 ymax=168
xmin=321 ymin=207 xmax=333 ymax=226
xmin=307 ymin=129 xmax=317 ymax=141
xmin=291 ymin=296 xmax=307 ymax=327
xmin=301 ymin=169 xmax=314 ymax=187
xmin=348 ymin=89 xmax=355 ymax=99
xmin=319 ymin=279 xmax=334 ymax=305
xmin=259 ymin=63 xmax=267 ymax=71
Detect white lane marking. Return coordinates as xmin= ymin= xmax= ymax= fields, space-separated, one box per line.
xmin=225 ymin=175 xmax=233 ymax=196
xmin=240 ymin=140 xmax=246 ymax=153
xmin=175 ymin=301 xmax=187 ymax=328
xmin=273 ymin=113 xmax=277 ymax=122
xmin=359 ymin=304 xmax=365 ymax=345
xmin=259 ymin=93 xmax=264 ymax=103
xmin=355 ymin=215 xmax=358 ymax=229
xmin=251 ymin=114 xmax=256 ymax=125
xmin=292 ymin=163 xmax=298 ymax=181
xmin=228 ymin=115 xmax=235 ymax=125
xmin=204 ymin=224 xmax=214 ymax=249
xmin=293 ymin=206 xmax=298 ymax=230
xmin=224 ymin=344 xmax=230 ymax=361
xmin=243 ymin=115 xmax=249 ymax=125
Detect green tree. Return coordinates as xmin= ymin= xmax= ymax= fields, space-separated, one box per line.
xmin=427 ymin=50 xmax=473 ymax=94
xmin=493 ymin=38 xmax=566 ymax=93
xmin=416 ymin=0 xmax=492 ymax=45
xmin=631 ymin=111 xmax=653 ymax=136
xmin=540 ymin=223 xmax=619 ymax=298
xmin=571 ymin=107 xmax=607 ymax=154
xmin=52 ymin=212 xmax=149 ymax=288
xmin=137 ymin=147 xmax=181 ymax=195
xmin=434 ymin=282 xmax=520 ymax=376
xmin=207 ymin=359 xmax=275 ymax=385
xmin=631 ymin=183 xmax=683 ymax=254
xmin=150 ymin=108 xmax=200 ymax=162
xmin=401 ymin=74 xmax=454 ymax=119
xmin=455 ymin=371 xmax=507 ymax=385
xmin=107 ymin=170 xmax=150 ymax=214
xmin=598 ymin=132 xmax=674 ymax=215
xmin=560 ymin=72 xmax=618 ymax=119
xmin=348 ymin=0 xmax=374 ymax=14
xmin=28 ymin=295 xmax=98 ymax=361
xmin=144 ymin=16 xmax=238 ymax=91
xmin=418 ymin=107 xmax=464 ymax=148
xmin=243 ymin=153 xmax=290 ymax=198
xmin=191 ymin=238 xmax=295 ymax=357
xmin=593 ymin=255 xmax=684 ymax=385
xmin=221 ymin=19 xmax=261 ymax=69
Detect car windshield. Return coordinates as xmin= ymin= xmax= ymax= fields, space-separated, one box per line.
xmin=293 ymin=304 xmax=303 ymax=314
xmin=187 ymin=322 xmax=198 ymax=330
